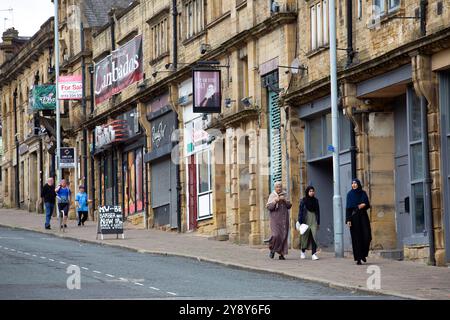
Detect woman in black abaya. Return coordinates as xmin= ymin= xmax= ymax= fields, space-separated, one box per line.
xmin=346 ymin=179 xmax=372 ymax=265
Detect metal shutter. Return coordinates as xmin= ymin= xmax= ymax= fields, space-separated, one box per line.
xmin=269 ymin=90 xmax=282 ymax=188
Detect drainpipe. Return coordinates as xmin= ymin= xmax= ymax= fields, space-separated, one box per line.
xmin=89 ymin=64 xmax=96 ymax=212
xmin=346 ymin=0 xmax=354 ymax=68
xmin=13 ymin=89 xmax=20 ymax=208
xmin=81 ymin=22 xmax=88 ymax=200
xmin=172 ymin=0 xmax=181 ymax=232
xmin=421 ymin=96 xmax=435 ymax=265
xmin=350 ymin=122 xmax=357 ymax=179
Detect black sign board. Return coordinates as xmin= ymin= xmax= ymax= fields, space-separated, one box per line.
xmin=60 ymin=147 xmax=76 ymax=168
xmin=97 ymin=205 xmax=124 ymax=239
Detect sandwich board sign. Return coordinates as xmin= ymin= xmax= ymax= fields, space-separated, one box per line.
xmin=97 ymin=205 xmax=124 ymax=240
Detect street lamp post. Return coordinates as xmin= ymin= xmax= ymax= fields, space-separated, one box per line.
xmin=329 ymin=0 xmax=344 ymax=257
xmin=54 ymin=0 xmax=61 ymax=183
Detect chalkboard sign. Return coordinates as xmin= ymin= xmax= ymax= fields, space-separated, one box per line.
xmin=97 ymin=205 xmax=124 ymax=239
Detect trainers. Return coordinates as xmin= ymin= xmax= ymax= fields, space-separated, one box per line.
xmin=64 ymin=224 xmax=67 ymax=228
xmin=300 ymin=252 xmax=306 ymax=259
xmin=312 ymin=254 xmax=319 ymax=261
xmin=45 ymin=226 xmax=51 ymax=230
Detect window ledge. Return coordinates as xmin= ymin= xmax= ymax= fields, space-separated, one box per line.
xmin=182 ymin=30 xmax=207 ymax=46
xmin=306 ymin=45 xmax=329 ymax=58
xmin=149 ymin=52 xmax=170 ymax=66
xmin=206 ymin=11 xmax=231 ymax=29
xmin=236 ymin=0 xmax=247 ymax=10
xmin=197 ymin=215 xmax=213 ymax=222
xmin=367 ymin=8 xmax=404 ymax=30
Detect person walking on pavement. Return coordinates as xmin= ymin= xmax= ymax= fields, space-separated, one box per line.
xmin=55 ymin=179 xmax=71 ymax=229
xmin=41 ymin=177 xmax=56 ymax=230
xmin=298 ymin=186 xmax=320 ymax=261
xmin=75 ymin=185 xmax=89 ymax=226
xmin=346 ymin=179 xmax=372 ymax=265
xmin=266 ymin=181 xmax=292 ymax=260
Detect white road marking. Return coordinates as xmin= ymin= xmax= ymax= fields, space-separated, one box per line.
xmin=150 ymin=287 xmax=160 ymax=291
xmin=4 ymin=247 xmax=9 ymax=250
xmin=48 ymin=259 xmax=55 ymax=262
xmin=105 ymin=274 xmax=115 ymax=278
xmin=119 ymin=277 xmax=128 ymax=282
xmin=10 ymin=249 xmax=16 ymax=252
xmin=40 ymin=256 xmax=46 ymax=259
xmin=81 ymin=267 xmax=89 ymax=271
xmin=134 ymin=282 xmax=144 ymax=286
xmin=167 ymin=292 xmax=177 ymax=296
xmin=24 ymin=252 xmax=30 ymax=255
xmin=32 ymin=254 xmax=37 ymax=257
xmin=93 ymin=270 xmax=102 ymax=274
xmin=59 ymin=261 xmax=66 ymax=265
xmin=17 ymin=251 xmax=23 ymax=254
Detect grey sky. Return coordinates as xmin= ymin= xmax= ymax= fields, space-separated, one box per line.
xmin=0 ymin=0 xmax=54 ymax=37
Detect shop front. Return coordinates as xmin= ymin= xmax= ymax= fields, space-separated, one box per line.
xmin=144 ymin=93 xmax=178 ymax=228
xmin=296 ymin=96 xmax=353 ymax=250
xmin=179 ymin=79 xmax=213 ymax=231
xmin=95 ymin=106 xmax=146 ymax=219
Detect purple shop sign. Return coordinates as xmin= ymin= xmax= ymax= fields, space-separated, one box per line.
xmin=94 ymin=35 xmax=143 ymax=105
xmin=193 ymin=69 xmax=221 ymax=113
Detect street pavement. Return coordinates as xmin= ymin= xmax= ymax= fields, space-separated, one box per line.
xmin=0 ymin=208 xmax=449 ymax=300
xmin=0 ymin=227 xmax=391 ymax=299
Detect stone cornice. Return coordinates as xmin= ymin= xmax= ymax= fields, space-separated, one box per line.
xmin=207 ymin=108 xmax=259 ymax=131
xmin=284 ymin=26 xmax=450 ymax=106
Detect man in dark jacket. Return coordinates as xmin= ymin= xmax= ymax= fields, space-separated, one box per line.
xmin=41 ymin=177 xmax=56 ymax=229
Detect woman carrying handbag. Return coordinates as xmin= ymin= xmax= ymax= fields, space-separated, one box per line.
xmin=298 ymin=186 xmax=320 ymax=261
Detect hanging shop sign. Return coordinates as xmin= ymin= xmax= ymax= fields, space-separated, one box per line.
xmin=95 ymin=119 xmax=128 ymax=150
xmin=59 ymin=147 xmax=76 ymax=168
xmin=30 ymin=85 xmax=56 ymax=111
xmin=58 ymin=75 xmax=82 ymax=100
xmin=94 ymin=35 xmax=143 ymax=105
xmin=192 ymin=69 xmax=221 ymax=113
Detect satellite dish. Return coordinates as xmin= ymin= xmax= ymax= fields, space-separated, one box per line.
xmin=290 ymin=58 xmax=300 ymax=74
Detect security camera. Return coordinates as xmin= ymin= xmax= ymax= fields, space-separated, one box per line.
xmin=200 ymin=43 xmax=211 ymax=55
xmin=165 ymin=63 xmax=172 ymax=70
xmin=152 ymin=71 xmax=158 ymax=78
xmin=364 ymin=99 xmax=371 ymax=105
xmin=241 ymin=97 xmax=252 ymax=107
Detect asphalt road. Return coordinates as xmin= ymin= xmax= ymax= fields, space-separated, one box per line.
xmin=0 ymin=226 xmax=397 ymax=300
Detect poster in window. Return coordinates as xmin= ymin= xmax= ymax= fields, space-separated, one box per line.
xmin=193 ymin=69 xmax=221 ymax=113
xmin=123 ymin=159 xmax=129 ymax=217
xmin=136 ymin=149 xmax=143 ymax=212
xmin=128 ymin=152 xmax=136 ymax=214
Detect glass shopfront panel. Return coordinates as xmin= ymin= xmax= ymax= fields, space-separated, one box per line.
xmin=122 ymin=147 xmax=144 ymax=217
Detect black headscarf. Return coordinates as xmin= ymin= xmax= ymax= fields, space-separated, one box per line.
xmin=346 ymin=178 xmax=369 ymax=209
xmin=303 ymin=186 xmax=319 ymax=213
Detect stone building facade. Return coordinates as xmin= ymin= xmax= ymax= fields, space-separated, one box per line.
xmin=284 ymin=0 xmax=450 ymax=266
xmin=1 ymin=0 xmax=449 ymax=266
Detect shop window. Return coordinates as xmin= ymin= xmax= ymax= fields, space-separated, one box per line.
xmin=412 ymin=183 xmax=425 ymax=234
xmin=407 ymin=87 xmax=426 ymax=237
xmin=197 ymin=149 xmax=212 ymax=219
xmin=122 ymin=148 xmax=144 ymax=217
xmin=310 ymin=0 xmax=329 ymax=51
xmin=307 ymin=111 xmax=351 ymax=160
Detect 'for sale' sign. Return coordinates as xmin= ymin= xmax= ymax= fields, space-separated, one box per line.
xmin=58 ymin=75 xmax=82 ymax=100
